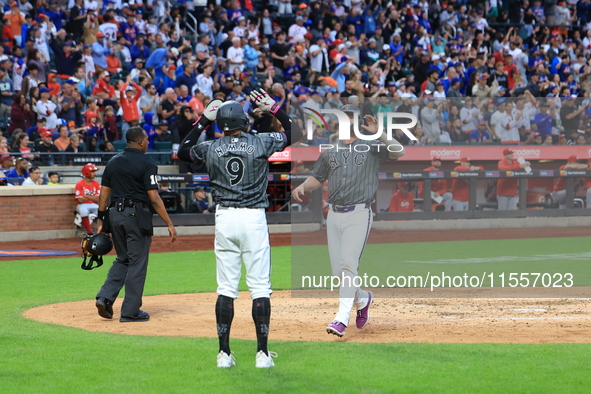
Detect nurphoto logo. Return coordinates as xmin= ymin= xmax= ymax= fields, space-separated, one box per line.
xmin=303 ymin=107 xmax=418 ymax=142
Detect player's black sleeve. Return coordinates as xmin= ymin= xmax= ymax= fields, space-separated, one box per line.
xmin=274 ymin=109 xmax=303 ymax=146
xmin=177 ymin=116 xmax=212 ymax=162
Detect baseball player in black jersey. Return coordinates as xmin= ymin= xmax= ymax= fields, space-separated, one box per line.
xmin=292 ymin=104 xmax=406 ymax=337
xmin=178 ymin=90 xmax=303 ymax=368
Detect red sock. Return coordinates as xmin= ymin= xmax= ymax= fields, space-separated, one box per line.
xmin=81 ymin=217 xmax=92 ymax=234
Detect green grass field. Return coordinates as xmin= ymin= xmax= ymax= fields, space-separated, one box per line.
xmin=2 ymin=238 xmax=591 ymax=393
xmin=293 ymin=237 xmax=591 ymax=291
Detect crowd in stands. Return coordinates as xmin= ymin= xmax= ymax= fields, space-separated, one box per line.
xmin=0 ymin=0 xmax=589 ymax=177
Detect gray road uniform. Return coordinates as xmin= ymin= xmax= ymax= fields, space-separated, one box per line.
xmin=310 ymin=137 xmax=404 ymax=326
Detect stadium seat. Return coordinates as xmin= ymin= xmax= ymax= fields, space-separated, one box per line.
xmin=154 ymin=141 xmax=173 ymax=165
xmin=113 ymin=141 xmax=127 ymax=152
xmin=154 ymin=141 xmax=173 ymax=151
xmin=79 ymin=142 xmax=87 ymax=151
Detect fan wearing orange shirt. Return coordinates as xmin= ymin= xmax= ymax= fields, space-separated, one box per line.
xmin=497 ymin=148 xmax=530 ymax=210
xmin=418 ymin=157 xmax=453 ymax=211
xmin=75 ymin=163 xmax=101 ymax=235
xmin=6 ymin=2 xmax=24 ymax=46
xmin=47 ymin=73 xmax=61 ymax=96
xmin=504 ymin=54 xmax=518 ymax=90
xmin=551 ymin=155 xmax=587 ymax=208
xmin=388 ymin=182 xmax=414 ymax=212
xmin=120 ymin=77 xmax=142 ymax=125
xmin=451 ymin=157 xmax=484 ymax=211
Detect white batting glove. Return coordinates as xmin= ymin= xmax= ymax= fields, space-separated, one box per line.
xmin=249 ymin=89 xmax=281 ymax=115
xmin=203 ymin=99 xmax=223 ymax=121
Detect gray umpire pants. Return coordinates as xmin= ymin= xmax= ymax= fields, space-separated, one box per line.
xmin=96 ymin=207 xmax=152 ymax=317
xmin=498 ymin=195 xmax=517 ymax=210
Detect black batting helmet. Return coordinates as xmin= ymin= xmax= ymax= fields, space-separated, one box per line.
xmin=81 ymin=234 xmax=113 ymax=270
xmin=217 ymin=101 xmax=249 ymax=132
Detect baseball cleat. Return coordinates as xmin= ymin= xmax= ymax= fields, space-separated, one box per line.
xmin=356 ymin=291 xmax=374 ymax=329
xmin=95 ymin=297 xmax=113 ymax=319
xmin=326 ymin=321 xmax=346 ymax=337
xmin=255 ymin=350 xmax=277 ymax=368
xmin=217 ymin=351 xmax=236 ymax=368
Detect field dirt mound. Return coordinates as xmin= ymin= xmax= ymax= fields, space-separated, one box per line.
xmin=23 ymin=291 xmax=591 ymax=343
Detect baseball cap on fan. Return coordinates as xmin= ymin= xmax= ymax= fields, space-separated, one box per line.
xmin=0 ymin=154 xmax=12 ymax=163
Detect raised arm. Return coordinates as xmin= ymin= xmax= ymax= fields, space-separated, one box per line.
xmin=249 ymin=88 xmax=303 ymax=146
xmin=177 ymin=99 xmax=223 ymax=162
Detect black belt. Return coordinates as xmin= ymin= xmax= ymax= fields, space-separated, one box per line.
xmin=109 ymin=198 xmax=146 ymax=209
xmin=331 ymin=203 xmax=371 ymax=213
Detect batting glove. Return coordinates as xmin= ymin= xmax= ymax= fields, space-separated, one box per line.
xmin=249 ymin=89 xmax=281 ymax=115
xmin=203 ymin=99 xmax=223 ymax=122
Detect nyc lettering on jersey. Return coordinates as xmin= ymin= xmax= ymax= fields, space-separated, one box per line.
xmin=327 ymin=151 xmax=366 ymax=168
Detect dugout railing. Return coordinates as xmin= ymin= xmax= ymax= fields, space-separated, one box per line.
xmin=151 ymin=170 xmax=591 ymax=226
xmin=16 ymin=167 xmax=591 ymax=225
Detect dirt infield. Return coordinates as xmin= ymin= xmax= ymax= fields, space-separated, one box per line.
xmin=10 ymin=226 xmax=591 ymax=343
xmin=23 ymin=292 xmax=591 ymax=343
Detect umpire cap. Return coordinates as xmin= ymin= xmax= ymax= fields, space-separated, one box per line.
xmin=217 ymin=101 xmax=250 ymax=132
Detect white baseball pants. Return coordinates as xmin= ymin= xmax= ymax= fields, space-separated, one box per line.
xmin=452 ymin=200 xmax=469 ymax=211
xmin=77 ymin=203 xmax=99 ymax=217
xmin=497 ymin=196 xmax=517 ymax=210
xmin=215 ymin=207 xmax=272 ymax=300
xmin=327 ymin=204 xmax=373 ymax=326
xmin=278 ymin=1 xmax=292 ymax=14
xmin=551 ymin=190 xmax=567 ymax=208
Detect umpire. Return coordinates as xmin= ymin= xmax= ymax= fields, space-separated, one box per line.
xmin=95 ymin=127 xmax=177 ymax=322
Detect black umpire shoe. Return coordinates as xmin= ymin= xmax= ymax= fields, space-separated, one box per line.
xmin=96 ymin=297 xmax=114 ymax=319
xmin=120 ymin=310 xmax=150 ymax=323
